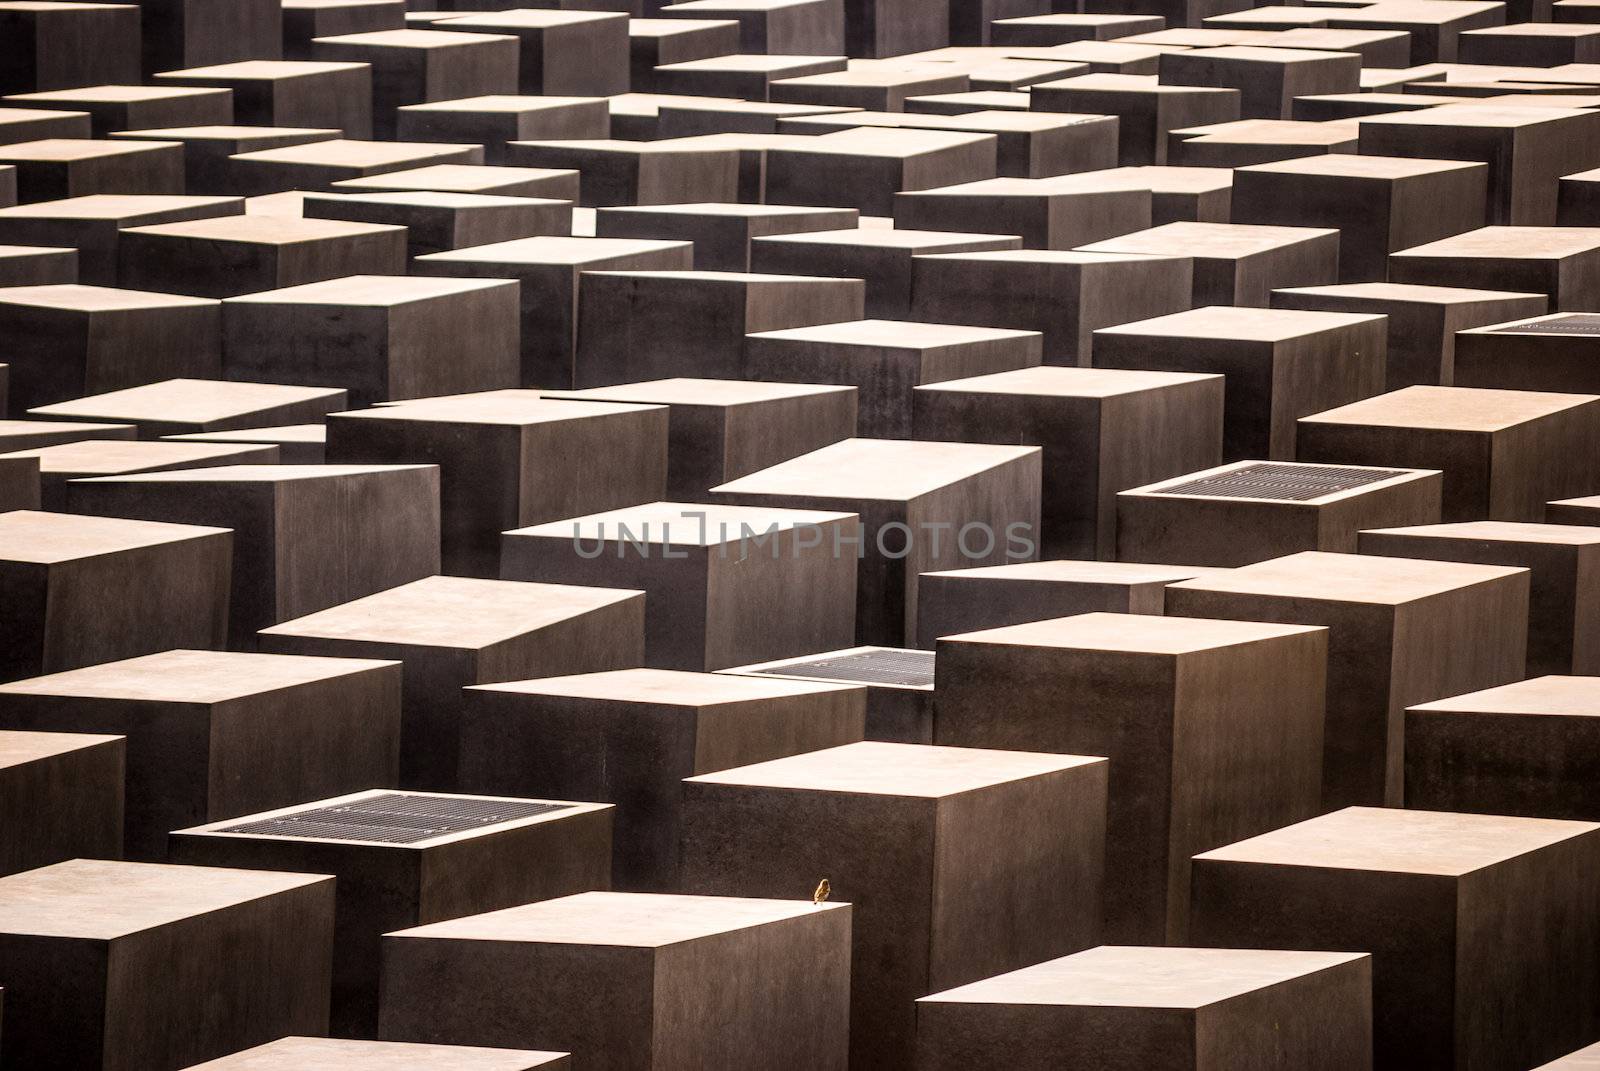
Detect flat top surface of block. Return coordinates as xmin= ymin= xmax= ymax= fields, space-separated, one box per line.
xmin=906 ymin=173 xmax=1145 ymax=197
xmin=514 ymin=500 xmax=856 ymax=543
xmin=1195 ymin=805 xmax=1600 ymax=876
xmin=1169 ymin=549 xmax=1528 ymax=604
xmin=0 ymin=194 xmax=240 ymax=222
xmin=390 ymin=890 xmax=847 ymax=946
xmin=166 ymin=423 xmax=326 ymax=445
xmin=713 ymin=437 xmax=1040 ymax=501
xmin=109 ymin=126 xmax=342 ymax=142
xmin=421 ymin=235 xmax=689 ymax=266
xmin=403 ymin=95 xmax=605 ymax=114
xmin=584 ymin=268 xmax=858 ymax=286
xmin=473 ymin=666 xmax=862 ymax=705
xmin=342 ymin=395 xmax=660 ymax=427
xmin=741 ymin=646 xmax=936 ymax=688
xmin=1097 ymin=165 xmax=1234 ymax=194
xmin=0 ymin=138 xmax=180 ymax=162
xmin=0 ymin=419 xmax=138 ymax=442
xmin=185 ymin=1037 xmax=570 ymax=1070
xmin=1 ymin=439 xmax=276 ymax=474
xmin=758 ymin=227 xmax=1020 ymax=250
xmin=943 ymin=610 xmax=1323 ymax=653
xmin=775 ymin=127 xmax=995 ymax=159
xmin=0 ymin=282 xmax=216 ymax=311
xmin=1172 ymin=44 xmax=1354 ymax=63
xmin=1097 ymin=304 xmax=1379 ymax=342
xmin=1365 ymin=519 xmax=1600 ymax=546
xmin=121 ymin=214 xmax=404 ymax=245
xmin=1081 ymin=222 xmax=1339 ymax=258
xmin=1396 ymin=226 xmax=1600 ymax=259
xmin=160 ymin=60 xmax=371 ymax=79
xmin=0 ymin=509 xmax=228 ymax=565
xmin=74 ymin=463 xmax=429 ymax=486
xmin=921 ymin=946 xmax=1368 ymax=1008
xmin=1300 ymin=384 xmax=1598 ymax=431
xmin=550 ymin=377 xmax=852 ymax=407
xmin=1038 ymin=71 xmax=1238 ymax=95
xmin=0 ymin=729 xmax=122 ymax=768
xmin=918 ymin=366 xmax=1219 ymax=398
xmin=314 ymin=190 xmax=559 ymax=209
xmin=1143 ymin=460 xmax=1422 ymax=502
xmin=228 ymin=274 xmax=509 ymax=307
xmin=199 ymin=790 xmax=590 ymax=847
xmin=0 ymin=859 xmax=329 ymax=940
xmin=602 ymin=203 xmax=849 ymax=221
xmin=1275 ymin=281 xmax=1549 ymax=305
xmin=232 ymin=138 xmax=479 ymax=167
xmin=748 ymin=318 xmax=1038 ymax=349
xmin=923 ymin=560 xmax=1217 ymax=582
xmin=1240 ymin=152 xmax=1483 ymax=179
xmin=32 ymin=379 xmax=345 ymax=423
xmin=687 ymin=739 xmax=1104 ymax=796
xmin=314 ymin=28 xmax=517 ymax=47
xmin=1410 ymin=675 xmax=1600 ymax=716
xmin=260 ymin=575 xmax=642 ymax=648
xmin=444 ymin=9 xmax=623 ymax=26
xmin=1483 ymin=313 xmax=1600 ymax=335
xmin=0 ymin=648 xmax=397 ymax=703
xmin=9 ymin=85 xmax=220 ymax=104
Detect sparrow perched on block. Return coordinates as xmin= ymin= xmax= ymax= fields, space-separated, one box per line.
xmin=813 ymin=878 xmax=830 ymax=905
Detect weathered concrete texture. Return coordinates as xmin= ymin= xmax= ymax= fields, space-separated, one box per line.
xmin=0 ymin=860 xmax=333 ymax=1071
xmin=1117 ymin=460 xmax=1443 ymax=567
xmin=64 ymin=463 xmax=440 ymax=646
xmin=461 ymin=669 xmax=864 ymax=888
xmin=0 ymin=729 xmax=123 ymax=876
xmin=1093 ymin=305 xmax=1387 ymax=461
xmin=936 ymin=612 xmax=1325 ymax=943
xmin=544 ymin=378 xmax=857 ymax=499
xmin=260 ymin=575 xmax=645 ymax=789
xmin=0 ymin=509 xmax=231 ymax=683
xmin=916 ymin=946 xmax=1373 ymax=1071
xmin=915 ymin=366 xmax=1223 ymax=558
xmin=380 ymin=892 xmax=853 ymax=1070
xmin=184 ymin=1037 xmax=572 ymax=1069
xmin=502 ymin=502 xmax=858 ymax=671
xmin=1080 ymin=221 xmax=1339 ymax=307
xmin=1271 ymin=282 xmax=1548 ymax=390
xmin=1296 ymin=386 xmax=1600 ymax=522
xmin=712 ymin=438 xmax=1043 ymax=647
xmin=0 ymin=649 xmax=401 ymax=859
xmin=172 ymin=789 xmax=614 ymax=1038
xmin=1191 ymin=807 xmax=1600 ymax=1071
xmin=327 ymin=396 xmax=665 ymax=578
xmin=1166 ymin=551 xmax=1529 ymax=809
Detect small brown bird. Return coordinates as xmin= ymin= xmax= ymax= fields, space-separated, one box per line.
xmin=813 ymin=878 xmax=830 ymax=905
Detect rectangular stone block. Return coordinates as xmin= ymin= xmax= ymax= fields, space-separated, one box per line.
xmin=936 ymin=612 xmax=1325 ymax=943
xmin=764 ymin=128 xmax=998 ymax=216
xmin=0 ymin=729 xmax=122 ymax=876
xmin=379 ymin=891 xmax=852 ymax=1070
xmin=0 ymin=2 xmax=142 ymax=93
xmin=327 ymin=395 xmax=665 ymax=577
xmin=311 ymin=29 xmax=520 ymax=138
xmin=1296 ymin=385 xmax=1600 ymax=521
xmin=1191 ymin=807 xmax=1600 ymax=1071
xmin=397 ymin=95 xmax=611 ymax=163
xmin=596 ymin=204 xmax=856 ymax=274
xmin=508 ymin=139 xmax=741 ymax=207
xmin=109 ymin=125 xmax=339 ymax=194
xmin=260 ymin=575 xmax=645 ymax=788
xmin=545 ymin=378 xmax=856 ymax=499
xmin=629 ymin=18 xmax=742 ymax=90
xmin=745 ymin=319 xmax=1040 ymax=438
xmin=1031 ymin=72 xmax=1240 ymax=166
xmin=0 ymin=859 xmax=332 ymax=1071
xmin=225 ymin=137 xmax=483 ymax=195
xmin=1271 ymin=281 xmax=1548 ymax=390
xmin=1455 ymin=311 xmax=1600 ymax=395
xmin=0 ymin=650 xmax=401 ymax=858
xmin=442 ymin=11 xmax=629 ymax=97
xmin=681 ymin=741 xmax=1106 ymax=1071
xmin=184 ymin=1038 xmax=571 ymax=1070
xmin=711 ymin=438 xmax=1043 ymax=647
xmin=3 ymin=85 xmax=234 ymax=138
xmin=502 ymin=502 xmax=857 ymax=670
xmin=171 ymin=789 xmax=614 ymax=1037
xmin=0 ymin=194 xmax=242 ymax=285
xmin=132 ymin=0 xmax=283 ymax=75
xmin=1388 ymin=226 xmax=1600 ymax=311
xmin=719 ymin=645 xmax=935 ymax=742
xmin=0 ymin=508 xmax=230 ymax=683
xmin=0 ymin=418 xmax=136 ymax=450
xmin=164 ymin=422 xmax=326 ymax=463
xmin=1079 ymin=220 xmax=1339 ymax=307
xmin=915 ymin=560 xmax=1217 ymax=648
xmin=118 ymin=214 xmax=407 ymax=297
xmin=461 ymin=668 xmax=863 ymax=888
xmin=1092 ymin=306 xmax=1387 ymax=461
xmin=659 ymin=0 xmax=844 ymax=53
xmin=157 ymin=60 xmax=375 ymax=140
xmin=1158 ymin=45 xmax=1361 ymax=118
xmin=894 ymin=173 xmax=1151 ymax=250
xmin=915 ymin=366 xmax=1223 ymax=558
xmin=916 ymin=947 xmax=1373 ymax=1071
xmin=0 ymin=242 xmax=74 ymax=283
xmin=65 ymin=463 xmax=440 ymax=646
xmin=303 ymin=190 xmax=570 ymax=259
xmin=1118 ymin=460 xmax=1443 ymax=566
xmin=0 ymin=138 xmax=183 ymax=201
xmin=0 ymin=107 xmax=91 ymax=145
xmin=8 ymin=439 xmax=280 ymax=510
xmin=415 ymin=236 xmax=693 ymax=388
xmin=1166 ymin=551 xmax=1530 ymax=808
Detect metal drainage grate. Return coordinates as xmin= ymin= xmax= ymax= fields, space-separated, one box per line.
xmin=1156 ymin=462 xmax=1409 ymax=502
xmin=759 ymin=649 xmax=935 ymax=687
xmin=219 ymin=792 xmax=573 ymax=844
xmin=1491 ymin=313 xmax=1600 ymax=335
